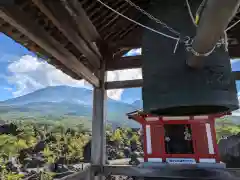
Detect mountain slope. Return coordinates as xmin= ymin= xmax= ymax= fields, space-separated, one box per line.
xmin=2 ymin=86 xmax=93 ymax=105
xmin=2 ymin=82 xmax=240 ymax=127
xmin=0 ymin=86 xmax=141 ymax=127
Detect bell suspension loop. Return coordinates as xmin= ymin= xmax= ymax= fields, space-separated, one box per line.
xmin=186 ymin=0 xmax=240 ymax=69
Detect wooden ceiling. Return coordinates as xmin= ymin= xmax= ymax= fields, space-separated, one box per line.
xmin=0 ymin=0 xmax=240 ymax=88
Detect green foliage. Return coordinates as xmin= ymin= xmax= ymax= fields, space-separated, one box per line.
xmin=0 ymin=135 xmax=19 ymax=157
xmin=3 ymin=172 xmax=24 ymax=180
xmin=111 ymin=129 xmax=122 ymax=143
xmin=40 ymin=171 xmax=54 ymax=180
xmin=0 ymin=163 xmax=24 ymax=180
xmin=130 ymin=133 xmax=139 ymax=143
xmin=215 ymin=118 xmax=240 ymax=142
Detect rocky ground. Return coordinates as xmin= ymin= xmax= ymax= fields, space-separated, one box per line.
xmin=218 ymin=133 xmax=240 ymax=168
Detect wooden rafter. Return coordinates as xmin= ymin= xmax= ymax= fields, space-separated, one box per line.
xmin=92 ymin=165 xmax=240 ymax=178
xmin=32 ymin=0 xmax=101 ymax=69
xmin=107 ymin=55 xmax=141 ymax=71
xmin=106 ymin=55 xmax=141 ymax=71
xmin=105 ymin=54 xmax=240 ymax=89
xmin=107 ymin=54 xmax=240 ymax=72
xmin=61 ymin=0 xmax=104 ymax=55
xmin=105 ymin=79 xmax=143 ymax=89
xmin=0 ymin=5 xmax=99 ymax=87
xmin=105 ymin=73 xmax=240 ymax=90
xmin=64 ymin=0 xmax=101 ymax=42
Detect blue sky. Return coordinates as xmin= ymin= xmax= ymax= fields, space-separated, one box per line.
xmin=0 ymin=33 xmax=240 ymax=102
xmin=0 ymin=33 xmax=89 ymax=101
xmin=0 ymin=33 xmax=142 ymax=101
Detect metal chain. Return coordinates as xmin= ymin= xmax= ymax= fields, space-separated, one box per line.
xmin=96 ymin=0 xmax=180 ymax=41
xmin=123 ymin=0 xmax=192 ymax=53
xmin=108 ymin=0 xmax=229 ymax=57
xmin=123 ymin=0 xmax=181 ymax=36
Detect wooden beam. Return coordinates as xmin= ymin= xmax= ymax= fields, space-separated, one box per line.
xmin=229 ymin=48 xmax=240 ymax=58
xmin=110 ymin=41 xmax=140 ymax=50
xmin=61 ymin=0 xmax=104 ymax=56
xmin=59 ymin=159 xmax=141 ymax=180
xmin=110 ymin=26 xmax=143 ymax=49
xmin=91 ymin=63 xmax=107 ymax=180
xmin=32 ymin=0 xmax=101 ymax=68
xmin=105 ymin=79 xmax=143 ymax=89
xmin=106 ymin=55 xmax=240 ymax=81
xmin=0 ymin=6 xmax=99 ymax=87
xmin=61 ymin=164 xmax=91 ymax=180
xmin=61 ymin=0 xmax=100 ymax=42
xmin=106 ymin=55 xmax=142 ymax=71
xmin=93 ymin=165 xmax=240 ymax=179
xmin=105 ymin=72 xmax=240 ymax=89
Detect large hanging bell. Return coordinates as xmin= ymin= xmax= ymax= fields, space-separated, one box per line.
xmin=141 ymin=0 xmax=239 ymax=116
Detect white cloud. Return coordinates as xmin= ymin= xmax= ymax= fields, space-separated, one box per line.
xmin=3 ymin=87 xmax=12 ymax=91
xmin=6 ymin=55 xmax=142 ymax=100
xmin=231 ymin=59 xmax=240 ymax=64
xmin=107 ymin=68 xmax=142 ymax=100
xmin=7 ymin=55 xmax=88 ymax=97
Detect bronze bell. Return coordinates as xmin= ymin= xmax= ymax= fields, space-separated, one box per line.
xmin=141 ymin=0 xmax=239 ymax=116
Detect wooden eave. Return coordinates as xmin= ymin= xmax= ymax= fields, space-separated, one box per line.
xmin=0 ymin=0 xmax=240 ymax=87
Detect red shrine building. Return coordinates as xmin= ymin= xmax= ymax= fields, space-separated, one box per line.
xmin=127 ymin=111 xmax=229 ymax=165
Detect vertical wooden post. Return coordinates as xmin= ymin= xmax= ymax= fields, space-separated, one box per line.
xmin=91 ymin=62 xmax=107 ymax=180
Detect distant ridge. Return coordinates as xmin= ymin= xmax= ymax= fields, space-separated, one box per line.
xmin=0 ymin=86 xmax=142 ymax=127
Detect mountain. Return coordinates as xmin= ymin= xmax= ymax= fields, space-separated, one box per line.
xmin=2 ymin=86 xmax=93 ymax=106
xmin=0 ymin=86 xmax=142 ymax=127
xmin=229 ymin=115 xmax=240 ymax=124
xmin=2 ymin=80 xmax=240 ymax=127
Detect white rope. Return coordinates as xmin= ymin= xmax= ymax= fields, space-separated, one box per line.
xmin=223 ymin=19 xmax=240 ymax=51
xmin=224 ymin=31 xmax=229 ymax=52
xmin=186 ymin=0 xmax=197 ymax=26
xmin=186 ymin=0 xmax=207 ymax=27
xmin=196 ymin=0 xmax=207 ymax=17
xmin=226 ymin=19 xmax=240 ymax=31
xmin=186 ymin=45 xmax=216 ymax=57
xmin=96 ymin=0 xmax=180 ymax=41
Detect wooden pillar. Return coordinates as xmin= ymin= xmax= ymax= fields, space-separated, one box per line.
xmin=91 ymin=62 xmax=107 ymax=180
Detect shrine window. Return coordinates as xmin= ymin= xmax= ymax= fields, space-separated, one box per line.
xmin=164 ymin=124 xmax=194 ymax=154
